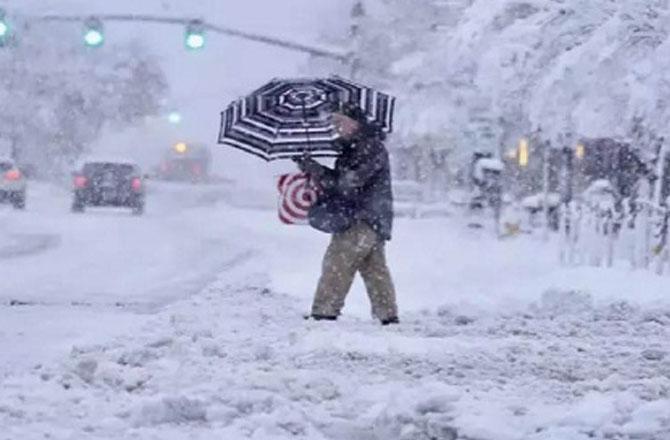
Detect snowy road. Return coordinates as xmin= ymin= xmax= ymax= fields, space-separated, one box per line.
xmin=0 ymin=181 xmax=239 ymax=305
xmin=0 ymin=180 xmax=251 ymax=372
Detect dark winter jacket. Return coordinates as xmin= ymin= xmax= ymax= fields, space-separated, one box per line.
xmin=307 ymin=132 xmax=394 ymax=241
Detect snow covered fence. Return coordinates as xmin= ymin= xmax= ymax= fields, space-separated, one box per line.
xmin=559 ymin=197 xmax=670 ymax=275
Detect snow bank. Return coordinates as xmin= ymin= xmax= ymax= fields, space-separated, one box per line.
xmin=2 ymin=259 xmax=668 ymax=439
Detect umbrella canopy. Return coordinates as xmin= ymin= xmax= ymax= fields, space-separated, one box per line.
xmin=218 ymin=76 xmax=395 ymax=161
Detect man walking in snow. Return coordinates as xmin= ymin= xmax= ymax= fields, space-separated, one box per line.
xmin=294 ymin=102 xmax=399 ymax=325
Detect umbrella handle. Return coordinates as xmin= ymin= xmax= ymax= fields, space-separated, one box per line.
xmin=300 ymin=98 xmax=312 ymax=159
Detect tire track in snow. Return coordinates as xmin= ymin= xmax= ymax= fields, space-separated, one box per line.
xmin=0 ymin=233 xmax=61 ymax=260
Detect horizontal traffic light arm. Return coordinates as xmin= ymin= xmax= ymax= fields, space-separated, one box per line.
xmin=36 ymin=14 xmax=348 ymax=61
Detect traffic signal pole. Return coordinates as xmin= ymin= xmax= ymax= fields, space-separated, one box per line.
xmin=36 ymin=14 xmax=348 ymax=62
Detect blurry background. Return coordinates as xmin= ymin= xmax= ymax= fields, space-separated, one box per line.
xmin=0 ymin=0 xmax=352 ymax=198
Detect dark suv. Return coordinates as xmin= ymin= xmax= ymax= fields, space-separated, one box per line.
xmin=72 ymin=161 xmax=146 ymax=215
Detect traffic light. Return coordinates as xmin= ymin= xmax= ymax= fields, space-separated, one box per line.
xmin=83 ymin=17 xmax=104 ymax=47
xmin=0 ymin=9 xmax=10 ymax=46
xmin=185 ymin=20 xmax=205 ymax=50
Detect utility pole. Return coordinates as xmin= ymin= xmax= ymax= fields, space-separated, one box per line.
xmin=653 ymin=138 xmax=667 ymax=206
xmin=542 ymin=139 xmax=551 ymax=241
xmin=563 ymin=146 xmax=574 ymax=203
xmin=349 ymin=1 xmax=365 ymax=80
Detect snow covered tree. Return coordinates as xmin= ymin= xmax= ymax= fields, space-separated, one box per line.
xmin=0 ymin=20 xmax=167 ymax=176
xmin=313 ymin=0 xmax=670 ymax=170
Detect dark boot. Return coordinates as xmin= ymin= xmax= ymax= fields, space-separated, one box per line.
xmin=381 ymin=316 xmax=399 ymax=326
xmin=305 ymin=314 xmax=338 ymax=321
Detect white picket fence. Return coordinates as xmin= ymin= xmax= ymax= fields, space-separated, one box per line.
xmin=558 ymin=198 xmax=670 ymax=275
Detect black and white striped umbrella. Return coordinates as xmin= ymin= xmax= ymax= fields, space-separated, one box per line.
xmin=217 ymin=76 xmax=395 ymax=161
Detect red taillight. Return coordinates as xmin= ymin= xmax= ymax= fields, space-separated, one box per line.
xmin=4 ymin=169 xmax=21 ymax=181
xmin=74 ymin=176 xmax=88 ymax=188
xmin=131 ymin=177 xmax=142 ymax=191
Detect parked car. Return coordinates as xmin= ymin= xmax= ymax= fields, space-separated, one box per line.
xmin=0 ymin=158 xmax=27 ymax=210
xmin=71 ymin=160 xmax=146 ymax=215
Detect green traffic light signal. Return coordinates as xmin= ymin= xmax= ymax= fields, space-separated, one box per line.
xmin=84 ymin=29 xmax=104 ymax=47
xmin=83 ymin=17 xmax=104 ymax=47
xmin=0 ymin=8 xmax=10 ymax=44
xmin=186 ymin=33 xmax=205 ymax=50
xmin=167 ymin=111 xmax=182 ymax=124
xmin=185 ymin=20 xmax=205 ymax=50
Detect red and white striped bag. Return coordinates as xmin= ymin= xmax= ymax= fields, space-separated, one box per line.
xmin=277 ymin=173 xmax=319 ymax=225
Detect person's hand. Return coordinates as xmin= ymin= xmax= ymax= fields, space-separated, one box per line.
xmin=292 ymin=155 xmax=320 ymax=174
xmin=291 ymin=156 xmax=308 ymax=173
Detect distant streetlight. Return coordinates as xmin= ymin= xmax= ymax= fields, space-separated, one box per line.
xmin=167 ymin=111 xmax=182 ymax=124
xmin=575 ymin=143 xmax=585 ymax=160
xmin=518 ymin=138 xmax=529 ymax=167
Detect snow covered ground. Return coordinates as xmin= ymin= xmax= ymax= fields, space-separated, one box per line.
xmin=1 ymin=180 xmax=669 ymax=439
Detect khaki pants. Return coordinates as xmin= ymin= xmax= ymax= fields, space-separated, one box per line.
xmin=311 ymin=221 xmax=398 ymax=321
